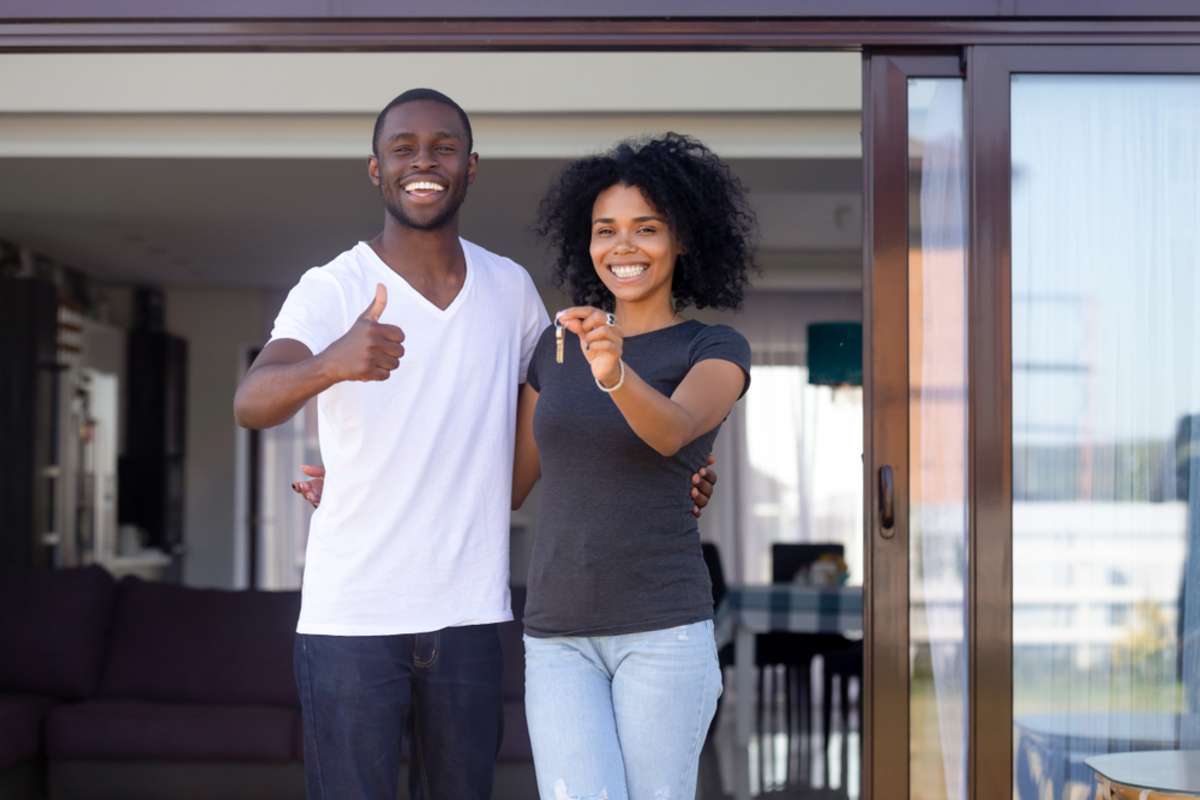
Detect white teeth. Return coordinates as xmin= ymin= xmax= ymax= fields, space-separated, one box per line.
xmin=404 ymin=181 xmax=445 ymax=192
xmin=611 ymin=265 xmax=648 ymax=279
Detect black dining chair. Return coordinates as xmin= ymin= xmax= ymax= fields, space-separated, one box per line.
xmin=759 ymin=543 xmax=851 ymax=756
xmin=821 ymin=639 xmax=863 ymax=751
xmin=770 ymin=543 xmax=845 ymax=586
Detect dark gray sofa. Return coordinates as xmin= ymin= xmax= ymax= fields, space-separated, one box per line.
xmin=0 ymin=566 xmax=536 ymax=799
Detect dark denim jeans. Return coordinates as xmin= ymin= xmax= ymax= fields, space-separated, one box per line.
xmin=294 ymin=623 xmax=503 ymax=800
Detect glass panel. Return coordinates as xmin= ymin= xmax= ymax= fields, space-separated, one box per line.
xmin=1011 ymin=75 xmax=1200 ymax=799
xmin=908 ymin=77 xmax=969 ymax=800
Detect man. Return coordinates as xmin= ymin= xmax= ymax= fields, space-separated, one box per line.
xmin=234 ymin=89 xmax=717 ymax=799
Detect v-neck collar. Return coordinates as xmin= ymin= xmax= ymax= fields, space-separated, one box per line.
xmin=359 ymin=238 xmax=474 ymax=320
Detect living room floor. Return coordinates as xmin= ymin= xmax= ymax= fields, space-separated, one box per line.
xmin=698 ymin=673 xmax=861 ymax=800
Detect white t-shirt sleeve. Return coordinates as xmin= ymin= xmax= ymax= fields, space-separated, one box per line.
xmin=269 ymin=267 xmax=348 ymax=356
xmin=517 ymin=269 xmax=550 ymax=384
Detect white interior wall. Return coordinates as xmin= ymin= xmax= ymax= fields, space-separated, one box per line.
xmin=166 ymin=287 xmax=266 ymax=588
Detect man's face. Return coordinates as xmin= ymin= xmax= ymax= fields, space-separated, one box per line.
xmin=369 ymin=100 xmax=476 ymax=231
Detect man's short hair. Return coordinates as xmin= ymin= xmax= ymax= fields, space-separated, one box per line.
xmin=372 ymin=88 xmax=474 ymax=155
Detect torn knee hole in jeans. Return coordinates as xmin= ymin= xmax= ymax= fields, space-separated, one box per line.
xmin=553 ymin=778 xmax=609 ymax=800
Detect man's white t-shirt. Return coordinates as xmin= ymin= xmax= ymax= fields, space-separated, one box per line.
xmin=269 ymin=239 xmax=548 ymax=635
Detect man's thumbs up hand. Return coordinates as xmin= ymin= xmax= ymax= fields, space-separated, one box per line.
xmin=362 ymin=283 xmax=388 ymax=322
xmin=323 ymin=283 xmax=406 ymax=383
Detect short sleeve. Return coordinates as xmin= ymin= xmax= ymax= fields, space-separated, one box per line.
xmin=526 ymin=324 xmax=556 ymax=392
xmin=517 ymin=269 xmax=551 ymax=384
xmin=268 ymin=267 xmax=347 ymax=356
xmin=688 ymin=324 xmax=752 ymax=398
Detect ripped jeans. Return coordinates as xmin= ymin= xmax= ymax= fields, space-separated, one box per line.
xmin=523 ymin=620 xmax=721 ymax=800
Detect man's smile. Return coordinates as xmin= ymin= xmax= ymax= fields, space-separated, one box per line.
xmin=402 ymin=180 xmax=447 ymax=199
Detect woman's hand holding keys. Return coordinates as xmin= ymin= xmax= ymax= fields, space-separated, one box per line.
xmin=556 ymin=306 xmax=624 ymax=389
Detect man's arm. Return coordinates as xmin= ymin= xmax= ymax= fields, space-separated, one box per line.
xmin=234 ymin=283 xmax=404 ymax=430
xmin=234 ymin=339 xmax=337 ymax=429
xmin=294 ymin=454 xmax=720 ymax=514
xmin=512 ymin=383 xmax=541 ymax=510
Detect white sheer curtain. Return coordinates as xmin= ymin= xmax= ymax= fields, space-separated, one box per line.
xmin=1010 ymin=75 xmax=1200 ymax=797
xmin=702 ymin=290 xmax=863 ymax=586
xmin=255 ymin=392 xmax=320 ymax=590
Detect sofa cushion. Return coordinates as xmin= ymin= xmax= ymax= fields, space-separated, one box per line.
xmin=46 ymin=701 xmax=299 ymax=763
xmin=0 ymin=694 xmax=53 ymax=769
xmin=99 ymin=578 xmax=300 ymax=707
xmin=0 ymin=566 xmax=115 ymax=699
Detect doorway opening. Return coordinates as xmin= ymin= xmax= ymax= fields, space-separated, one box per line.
xmin=0 ymin=49 xmax=867 ymax=800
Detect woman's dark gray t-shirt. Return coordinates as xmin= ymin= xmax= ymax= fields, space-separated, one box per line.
xmin=523 ymin=319 xmax=750 ymax=638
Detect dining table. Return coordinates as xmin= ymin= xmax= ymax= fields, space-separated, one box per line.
xmin=1087 ymin=750 xmax=1200 ymax=799
xmin=714 ymin=583 xmax=864 ymax=800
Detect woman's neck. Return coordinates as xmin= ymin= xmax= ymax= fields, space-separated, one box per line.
xmin=614 ymin=298 xmax=681 ymax=337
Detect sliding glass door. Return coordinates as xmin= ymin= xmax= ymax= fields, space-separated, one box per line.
xmin=864 ymin=52 xmax=970 ymax=800
xmin=866 ymin=45 xmax=1200 ymax=800
xmin=969 ymin=45 xmax=1200 ymax=800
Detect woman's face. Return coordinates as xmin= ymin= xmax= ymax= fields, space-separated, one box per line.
xmin=589 ymin=183 xmax=683 ymax=307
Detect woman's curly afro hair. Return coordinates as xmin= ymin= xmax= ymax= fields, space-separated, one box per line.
xmin=535 ymin=132 xmax=756 ymax=312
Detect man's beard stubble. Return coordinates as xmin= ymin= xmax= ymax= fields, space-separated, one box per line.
xmin=381 ymin=183 xmax=467 ymax=232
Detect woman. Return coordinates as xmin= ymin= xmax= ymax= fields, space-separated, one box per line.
xmin=295 ymin=133 xmax=753 ymax=799
xmin=512 ymin=132 xmax=753 ymax=800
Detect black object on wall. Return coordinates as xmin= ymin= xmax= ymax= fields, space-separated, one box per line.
xmin=0 ymin=277 xmax=58 ymax=569
xmin=119 ymin=287 xmax=187 ymax=574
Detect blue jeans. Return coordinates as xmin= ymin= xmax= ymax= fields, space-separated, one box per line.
xmin=523 ymin=620 xmax=722 ymax=800
xmin=294 ymin=624 xmax=503 ymax=800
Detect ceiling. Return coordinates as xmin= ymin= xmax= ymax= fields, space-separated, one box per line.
xmin=0 ymin=156 xmax=862 ymax=292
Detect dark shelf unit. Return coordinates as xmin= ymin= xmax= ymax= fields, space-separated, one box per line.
xmin=119 ymin=321 xmax=187 ymax=578
xmin=0 ymin=277 xmax=58 ymax=569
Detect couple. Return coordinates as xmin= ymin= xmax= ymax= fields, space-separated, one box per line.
xmin=234 ymin=88 xmax=754 ymax=800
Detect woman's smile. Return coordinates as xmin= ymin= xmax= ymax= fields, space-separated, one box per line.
xmin=609 ymin=263 xmax=650 ymax=282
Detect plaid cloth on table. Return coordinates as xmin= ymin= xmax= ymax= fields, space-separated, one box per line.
xmin=714 ymin=585 xmax=863 ymax=647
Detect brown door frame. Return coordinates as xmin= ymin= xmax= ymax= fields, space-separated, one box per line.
xmin=4 ymin=21 xmax=1200 ymax=799
xmin=3 ymin=18 xmax=1200 ymax=51
xmin=8 ymin=0 xmax=1200 ymax=22
xmin=863 ymin=50 xmax=965 ymax=800
xmin=967 ymin=43 xmax=1200 ymax=800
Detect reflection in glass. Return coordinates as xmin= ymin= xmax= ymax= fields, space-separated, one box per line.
xmin=908 ymin=78 xmax=969 ymax=800
xmin=1011 ymin=75 xmax=1200 ymax=798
